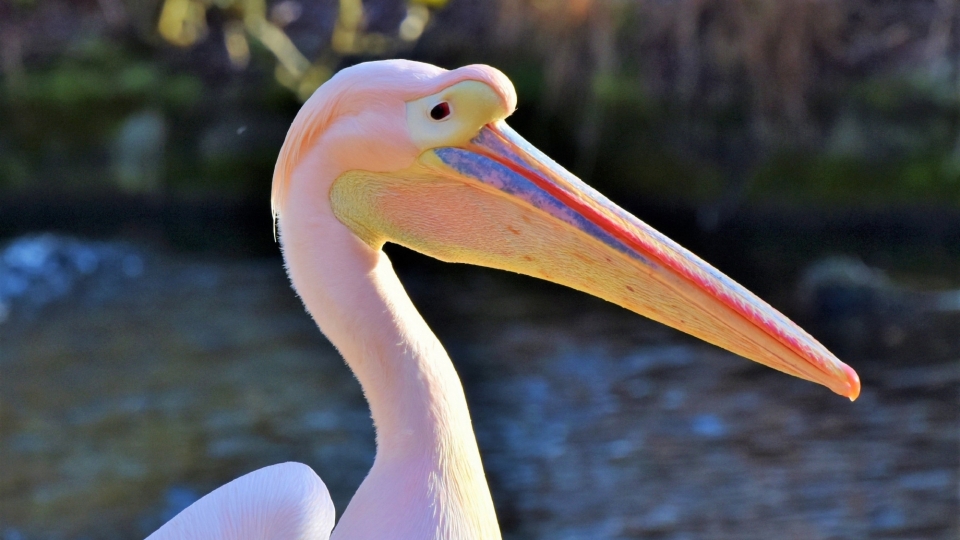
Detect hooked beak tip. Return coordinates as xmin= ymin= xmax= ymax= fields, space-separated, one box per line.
xmin=842 ymin=363 xmax=861 ymax=401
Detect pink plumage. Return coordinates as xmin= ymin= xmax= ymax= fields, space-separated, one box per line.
xmin=148 ymin=58 xmax=857 ymax=540
xmin=148 ymin=463 xmax=334 ymax=539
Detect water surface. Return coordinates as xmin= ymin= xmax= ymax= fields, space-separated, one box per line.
xmin=0 ymin=236 xmax=956 ymax=539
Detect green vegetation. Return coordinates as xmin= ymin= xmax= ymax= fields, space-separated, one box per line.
xmin=0 ymin=0 xmax=957 ymax=210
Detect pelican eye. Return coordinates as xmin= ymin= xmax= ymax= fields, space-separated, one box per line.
xmin=429 ymin=102 xmax=451 ymax=121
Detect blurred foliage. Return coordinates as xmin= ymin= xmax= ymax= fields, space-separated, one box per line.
xmin=0 ymin=0 xmax=447 ymax=196
xmin=156 ymin=0 xmax=445 ymax=100
xmin=0 ymin=36 xmax=202 ymax=193
xmin=3 ymin=39 xmax=201 ymax=110
xmin=0 ymin=0 xmax=957 ymax=211
xmin=468 ymin=0 xmax=960 ymax=211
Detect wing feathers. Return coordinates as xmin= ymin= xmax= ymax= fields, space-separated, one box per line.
xmin=146 ymin=462 xmax=335 ymax=540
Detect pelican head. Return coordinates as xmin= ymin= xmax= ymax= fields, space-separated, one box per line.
xmin=272 ymin=60 xmax=859 ymax=400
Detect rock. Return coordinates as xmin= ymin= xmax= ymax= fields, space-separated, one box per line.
xmin=0 ymin=234 xmax=143 ymax=323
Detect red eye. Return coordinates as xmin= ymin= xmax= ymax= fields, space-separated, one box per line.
xmin=430 ymin=102 xmax=451 ymax=120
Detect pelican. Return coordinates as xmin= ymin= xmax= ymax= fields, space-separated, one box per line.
xmin=148 ymin=60 xmax=859 ymax=539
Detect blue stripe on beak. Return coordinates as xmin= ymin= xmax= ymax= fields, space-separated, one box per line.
xmin=433 ymin=146 xmax=653 ymax=267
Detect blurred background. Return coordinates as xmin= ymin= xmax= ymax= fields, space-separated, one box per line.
xmin=0 ymin=0 xmax=957 ymax=538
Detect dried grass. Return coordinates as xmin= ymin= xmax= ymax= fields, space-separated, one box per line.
xmin=476 ymin=0 xmax=958 ymax=145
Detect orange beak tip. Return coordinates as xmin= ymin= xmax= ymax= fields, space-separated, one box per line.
xmin=842 ymin=363 xmax=861 ymax=401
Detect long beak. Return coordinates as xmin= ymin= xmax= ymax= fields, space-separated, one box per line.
xmin=330 ymin=122 xmax=860 ymax=400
